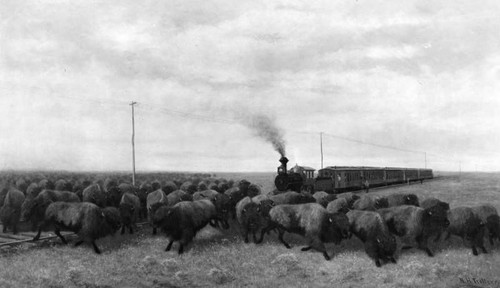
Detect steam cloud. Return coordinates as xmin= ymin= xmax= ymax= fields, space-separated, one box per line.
xmin=242 ymin=113 xmax=286 ymax=157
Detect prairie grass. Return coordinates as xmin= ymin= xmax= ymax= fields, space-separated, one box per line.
xmin=0 ymin=172 xmax=499 ymax=288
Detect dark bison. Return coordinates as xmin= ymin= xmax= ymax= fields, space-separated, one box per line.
xmin=347 ymin=210 xmax=397 ymax=267
xmin=0 ymin=188 xmax=25 ymax=234
xmin=445 ymin=206 xmax=487 ymax=256
xmin=335 ymin=192 xmax=361 ymax=208
xmin=34 ymin=202 xmax=121 ymax=254
xmin=193 ymin=190 xmax=230 ymax=229
xmin=261 ymin=203 xmax=350 ymax=260
xmin=471 ymin=204 xmax=500 ymax=246
xmin=146 ymin=189 xmax=169 ymax=234
xmin=22 ymin=189 xmax=81 ymax=232
xmin=326 ymin=198 xmax=349 ymax=214
xmin=119 ymin=192 xmax=141 ymax=234
xmin=420 ymin=197 xmax=450 ymax=211
xmin=152 ymin=199 xmax=218 ymax=254
xmin=166 ymin=190 xmax=193 ymax=207
xmin=82 ymin=184 xmax=107 ymax=208
xmin=236 ymin=197 xmax=263 ymax=243
xmin=269 ymin=191 xmax=315 ymax=206
xmin=377 ymin=205 xmax=450 ymax=257
xmin=386 ymin=193 xmax=419 ymax=207
xmin=352 ymin=196 xmax=389 ymax=211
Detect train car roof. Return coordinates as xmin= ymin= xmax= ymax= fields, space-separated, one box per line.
xmin=289 ymin=164 xmax=316 ymax=171
xmin=320 ymin=166 xmax=432 ymax=171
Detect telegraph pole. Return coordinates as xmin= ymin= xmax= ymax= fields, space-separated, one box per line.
xmin=424 ymin=152 xmax=427 ymax=169
xmin=320 ymin=132 xmax=324 ymax=169
xmin=130 ymin=101 xmax=137 ymax=186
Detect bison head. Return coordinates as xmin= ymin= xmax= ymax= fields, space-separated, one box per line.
xmin=374 ymin=197 xmax=389 ymax=209
xmin=405 ymin=194 xmax=420 ymax=206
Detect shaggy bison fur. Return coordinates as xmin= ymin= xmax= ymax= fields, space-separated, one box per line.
xmin=166 ymin=190 xmax=193 ymax=207
xmin=377 ymin=205 xmax=450 ymax=257
xmin=313 ymin=191 xmax=337 ymax=208
xmin=471 ymin=204 xmax=500 ymax=246
xmin=147 ymin=189 xmax=169 ymax=234
xmin=326 ymin=198 xmax=349 ymax=214
xmin=0 ymin=188 xmax=25 ymax=234
xmin=22 ymin=189 xmax=81 ymax=231
xmin=352 ymin=196 xmax=389 ymax=211
xmin=445 ymin=206 xmax=487 ymax=256
xmin=152 ymin=199 xmax=218 ymax=254
xmin=420 ymin=197 xmax=450 ymax=211
xmin=82 ymin=184 xmax=107 ymax=208
xmin=269 ymin=191 xmax=315 ymax=206
xmin=193 ymin=190 xmax=230 ymax=229
xmin=35 ymin=201 xmax=121 ymax=254
xmin=335 ymin=192 xmax=361 ymax=208
xmin=236 ymin=197 xmax=263 ymax=243
xmin=262 ymin=203 xmax=351 ymax=260
xmin=119 ymin=192 xmax=141 ymax=234
xmin=386 ymin=193 xmax=420 ymax=207
xmin=347 ymin=210 xmax=397 ymax=267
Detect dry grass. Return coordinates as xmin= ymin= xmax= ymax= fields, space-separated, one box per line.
xmin=0 ymin=172 xmax=499 ymax=288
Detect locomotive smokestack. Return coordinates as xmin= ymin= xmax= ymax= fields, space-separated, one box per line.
xmin=279 ymin=156 xmax=289 ymax=174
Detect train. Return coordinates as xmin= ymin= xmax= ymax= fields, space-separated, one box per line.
xmin=274 ymin=156 xmax=433 ymax=193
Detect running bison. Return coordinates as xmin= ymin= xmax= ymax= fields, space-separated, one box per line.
xmin=261 ymin=203 xmax=350 ymax=260
xmin=377 ymin=205 xmax=449 ymax=257
xmin=347 ymin=210 xmax=397 ymax=267
xmin=34 ymin=201 xmax=121 ymax=254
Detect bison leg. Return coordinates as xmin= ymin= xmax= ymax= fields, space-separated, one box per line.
xmin=165 ymin=239 xmax=174 ymax=252
xmin=120 ymin=225 xmax=125 ymax=235
xmin=390 ymin=257 xmax=397 ymax=264
xmin=129 ymin=225 xmax=134 ymax=234
xmin=252 ymin=231 xmax=259 ymax=244
xmin=375 ymin=259 xmax=381 ymax=267
xmin=416 ymin=234 xmax=433 ymax=257
xmin=178 ymin=244 xmax=184 ymax=254
xmin=480 ymin=245 xmax=487 ymax=254
xmin=74 ymin=240 xmax=84 ymax=247
xmin=152 ymin=227 xmax=157 ymax=235
xmin=2 ymin=225 xmax=6 ymax=233
xmin=55 ymin=229 xmax=67 ymax=244
xmin=91 ymin=241 xmax=102 ymax=254
xmin=472 ymin=245 xmax=478 ymax=256
xmin=277 ymin=229 xmax=291 ymax=249
xmin=33 ymin=225 xmax=44 ymax=241
xmin=243 ymin=229 xmax=249 ymax=243
xmin=301 ymin=246 xmax=312 ymax=251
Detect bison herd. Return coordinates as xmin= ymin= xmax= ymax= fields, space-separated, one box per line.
xmin=0 ymin=173 xmax=499 ymax=268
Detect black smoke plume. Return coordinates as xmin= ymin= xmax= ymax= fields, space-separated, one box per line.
xmin=242 ymin=113 xmax=286 ymax=157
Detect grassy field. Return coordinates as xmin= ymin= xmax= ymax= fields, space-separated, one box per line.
xmin=0 ymin=172 xmax=499 ymax=288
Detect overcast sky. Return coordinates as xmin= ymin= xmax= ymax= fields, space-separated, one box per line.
xmin=1 ymin=0 xmax=500 ymax=172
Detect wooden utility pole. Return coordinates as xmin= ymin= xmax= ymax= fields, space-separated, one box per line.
xmin=320 ymin=132 xmax=324 ymax=169
xmin=130 ymin=101 xmax=137 ymax=186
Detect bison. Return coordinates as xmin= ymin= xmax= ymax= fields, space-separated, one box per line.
xmin=22 ymin=189 xmax=81 ymax=232
xmin=34 ymin=202 xmax=121 ymax=254
xmin=152 ymin=199 xmax=218 ymax=254
xmin=347 ymin=210 xmax=397 ymax=267
xmin=471 ymin=204 xmax=500 ymax=246
xmin=377 ymin=205 xmax=450 ymax=257
xmin=445 ymin=206 xmax=487 ymax=256
xmin=261 ymin=203 xmax=350 ymax=260
xmin=147 ymin=189 xmax=169 ymax=235
xmin=119 ymin=192 xmax=141 ymax=234
xmin=0 ymin=188 xmax=25 ymax=234
xmin=386 ymin=193 xmax=419 ymax=207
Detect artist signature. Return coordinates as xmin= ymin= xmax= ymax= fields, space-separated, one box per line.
xmin=455 ymin=276 xmax=500 ymax=288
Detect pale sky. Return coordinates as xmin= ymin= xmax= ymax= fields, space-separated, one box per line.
xmin=1 ymin=0 xmax=500 ymax=172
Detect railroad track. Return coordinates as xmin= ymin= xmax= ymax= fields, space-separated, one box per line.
xmin=0 ymin=221 xmax=150 ymax=248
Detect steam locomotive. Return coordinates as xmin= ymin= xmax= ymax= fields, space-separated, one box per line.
xmin=274 ymin=156 xmax=433 ymax=193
